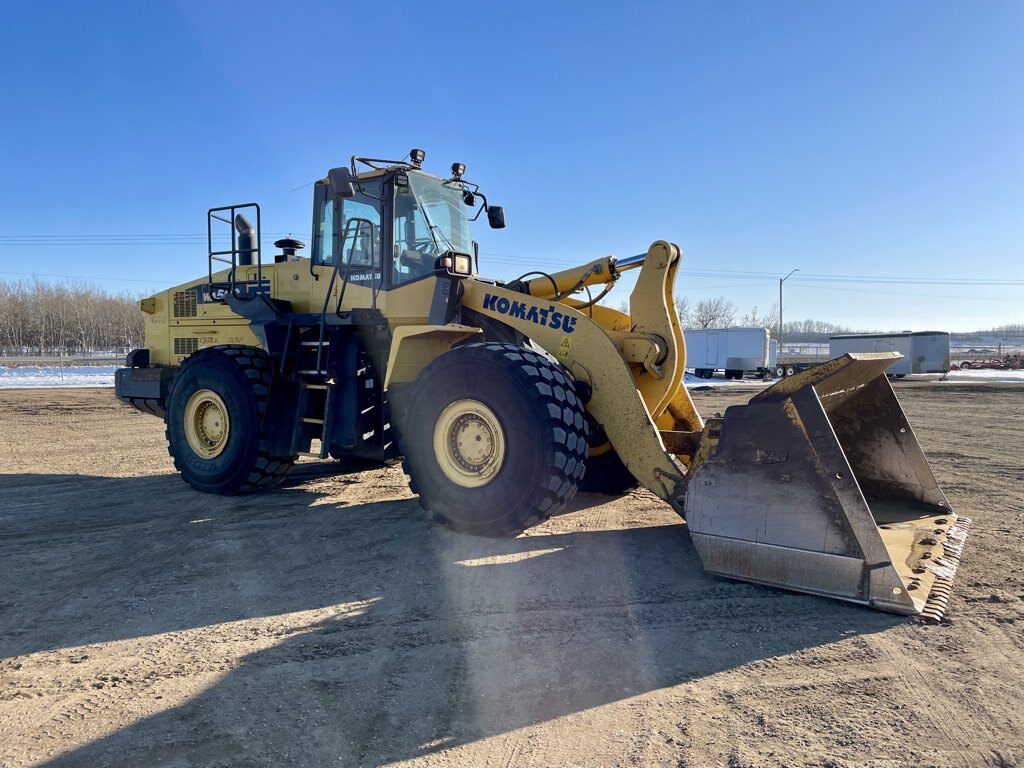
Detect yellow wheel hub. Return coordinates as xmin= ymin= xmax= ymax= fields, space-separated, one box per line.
xmin=433 ymin=399 xmax=505 ymax=488
xmin=183 ymin=389 xmax=231 ymax=459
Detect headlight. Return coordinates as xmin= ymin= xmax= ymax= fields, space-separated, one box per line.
xmin=438 ymin=255 xmax=472 ymax=275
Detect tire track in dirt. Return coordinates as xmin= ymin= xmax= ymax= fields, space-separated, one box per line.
xmin=2 ymin=386 xmax=1023 ymax=768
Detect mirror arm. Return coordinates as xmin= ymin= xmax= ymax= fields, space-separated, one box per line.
xmin=469 ymin=191 xmax=490 ymax=222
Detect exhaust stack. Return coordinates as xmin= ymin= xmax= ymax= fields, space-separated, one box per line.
xmin=235 ymin=214 xmax=255 ymax=266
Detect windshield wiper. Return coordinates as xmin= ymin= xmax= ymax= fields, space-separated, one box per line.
xmin=427 ymin=222 xmax=456 ymax=253
xmin=415 ymin=199 xmax=457 ymax=253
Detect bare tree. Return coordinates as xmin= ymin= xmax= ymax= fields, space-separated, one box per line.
xmin=741 ymin=302 xmax=779 ymax=328
xmin=674 ymin=295 xmax=692 ymax=327
xmin=0 ymin=279 xmax=145 ymax=357
xmin=691 ymin=297 xmax=736 ymax=329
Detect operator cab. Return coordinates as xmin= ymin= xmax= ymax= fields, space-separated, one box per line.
xmin=314 ymin=149 xmax=504 ymax=292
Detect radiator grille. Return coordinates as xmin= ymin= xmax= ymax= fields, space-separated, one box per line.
xmin=174 ymin=337 xmax=199 ymax=356
xmin=172 ymin=290 xmax=198 ymax=318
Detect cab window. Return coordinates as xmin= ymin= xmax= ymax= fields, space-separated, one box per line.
xmin=392 ymin=185 xmax=439 ymax=284
xmin=339 ymin=178 xmax=383 ymax=271
xmin=314 ymin=178 xmax=383 ymax=268
xmin=315 ymin=195 xmax=335 ymax=265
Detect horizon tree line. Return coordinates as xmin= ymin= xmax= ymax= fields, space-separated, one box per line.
xmin=0 ymin=279 xmax=1020 ymax=357
xmin=0 ymin=279 xmax=144 ymax=357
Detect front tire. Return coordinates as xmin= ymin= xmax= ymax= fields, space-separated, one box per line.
xmin=165 ymin=345 xmax=294 ymax=494
xmin=399 ymin=342 xmax=588 ymax=536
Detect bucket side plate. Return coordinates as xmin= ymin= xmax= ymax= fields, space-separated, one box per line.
xmin=685 ymin=354 xmax=969 ymax=618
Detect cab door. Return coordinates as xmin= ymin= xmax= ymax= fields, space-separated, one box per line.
xmin=310 ymin=177 xmax=385 ymax=313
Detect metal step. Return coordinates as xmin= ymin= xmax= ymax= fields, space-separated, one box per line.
xmin=298 ymin=439 xmax=329 ymax=460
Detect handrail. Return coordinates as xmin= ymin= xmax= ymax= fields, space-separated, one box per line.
xmin=314 ymin=217 xmax=377 ymax=372
xmin=207 ymin=203 xmax=261 ymax=299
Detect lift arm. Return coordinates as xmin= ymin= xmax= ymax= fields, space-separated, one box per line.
xmin=460 ymin=241 xmax=703 ymax=511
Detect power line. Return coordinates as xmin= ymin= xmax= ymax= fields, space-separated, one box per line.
xmin=479 ymin=254 xmax=1024 ymax=286
xmin=1 ymin=236 xmax=1020 ymax=288
xmin=798 ymin=282 xmax=1023 ymax=303
xmin=0 ymin=232 xmax=299 ymax=247
xmin=0 ymin=271 xmax=176 ymax=284
xmin=0 ymin=232 xmax=297 ymax=238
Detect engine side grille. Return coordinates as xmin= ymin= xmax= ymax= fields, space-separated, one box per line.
xmin=173 ymin=337 xmax=199 ymax=357
xmin=172 ymin=290 xmax=198 ymax=318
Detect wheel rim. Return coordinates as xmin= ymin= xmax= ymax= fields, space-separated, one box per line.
xmin=183 ymin=389 xmax=231 ymax=459
xmin=433 ymin=399 xmax=505 ymax=488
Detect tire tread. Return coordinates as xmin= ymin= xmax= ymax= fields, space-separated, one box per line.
xmin=399 ymin=342 xmax=588 ymax=536
xmin=165 ymin=345 xmax=294 ymax=494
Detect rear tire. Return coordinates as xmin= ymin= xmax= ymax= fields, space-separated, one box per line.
xmin=165 ymin=345 xmax=294 ymax=494
xmin=399 ymin=342 xmax=588 ymax=536
xmin=785 ymin=365 xmax=796 ymax=376
xmin=775 ymin=365 xmax=785 ymax=377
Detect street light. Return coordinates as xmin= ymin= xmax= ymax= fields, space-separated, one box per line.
xmin=779 ymin=268 xmax=799 ymax=366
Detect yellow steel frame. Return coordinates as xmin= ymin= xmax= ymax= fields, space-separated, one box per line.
xmin=460 ymin=241 xmax=701 ymax=513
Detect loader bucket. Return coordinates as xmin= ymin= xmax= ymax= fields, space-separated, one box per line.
xmin=685 ymin=353 xmax=970 ymax=619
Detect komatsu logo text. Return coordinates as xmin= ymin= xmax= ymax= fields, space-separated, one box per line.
xmin=482 ymin=293 xmax=577 ymax=334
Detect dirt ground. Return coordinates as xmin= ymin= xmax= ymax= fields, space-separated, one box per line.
xmin=1 ymin=384 xmax=1022 ymax=768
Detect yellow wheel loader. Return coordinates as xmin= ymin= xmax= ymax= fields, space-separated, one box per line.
xmin=117 ymin=149 xmax=969 ymax=619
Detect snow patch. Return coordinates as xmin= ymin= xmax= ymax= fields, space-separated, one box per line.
xmin=2 ymin=365 xmax=1020 ymax=391
xmin=684 ymin=373 xmax=773 ymax=388
xmin=943 ymin=369 xmax=1024 ymax=384
xmin=0 ymin=366 xmax=118 ymax=389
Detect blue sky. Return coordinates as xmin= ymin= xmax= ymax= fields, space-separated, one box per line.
xmin=1 ymin=1 xmax=1020 ymax=332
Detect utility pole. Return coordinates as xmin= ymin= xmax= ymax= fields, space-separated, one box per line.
xmin=779 ymin=269 xmax=799 ymax=364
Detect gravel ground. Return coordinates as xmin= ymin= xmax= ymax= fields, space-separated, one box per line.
xmin=0 ymin=384 xmax=1022 ymax=768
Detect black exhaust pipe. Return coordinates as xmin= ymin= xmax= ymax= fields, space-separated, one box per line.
xmin=235 ymin=214 xmax=255 ymax=266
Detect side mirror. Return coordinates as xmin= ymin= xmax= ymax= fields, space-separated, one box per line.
xmin=328 ymin=167 xmax=356 ymax=198
xmin=463 ymin=190 xmax=476 ymax=207
xmin=487 ymin=205 xmax=506 ymax=229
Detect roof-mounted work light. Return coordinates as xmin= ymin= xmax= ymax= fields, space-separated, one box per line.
xmin=409 ymin=148 xmax=425 ymax=166
xmin=451 ymin=162 xmax=465 ymax=179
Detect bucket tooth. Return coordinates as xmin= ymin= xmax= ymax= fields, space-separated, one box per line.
xmin=684 ymin=353 xmax=970 ymax=617
xmin=918 ymin=516 xmax=971 ymax=622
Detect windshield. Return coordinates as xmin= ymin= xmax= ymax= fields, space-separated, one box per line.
xmin=396 ymin=172 xmax=473 ymax=257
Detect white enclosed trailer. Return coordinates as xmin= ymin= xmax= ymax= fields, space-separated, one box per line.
xmin=828 ymin=331 xmax=950 ymax=376
xmin=685 ymin=327 xmax=773 ymax=379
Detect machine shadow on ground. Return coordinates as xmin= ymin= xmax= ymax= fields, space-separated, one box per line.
xmin=0 ymin=472 xmax=903 ymax=767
